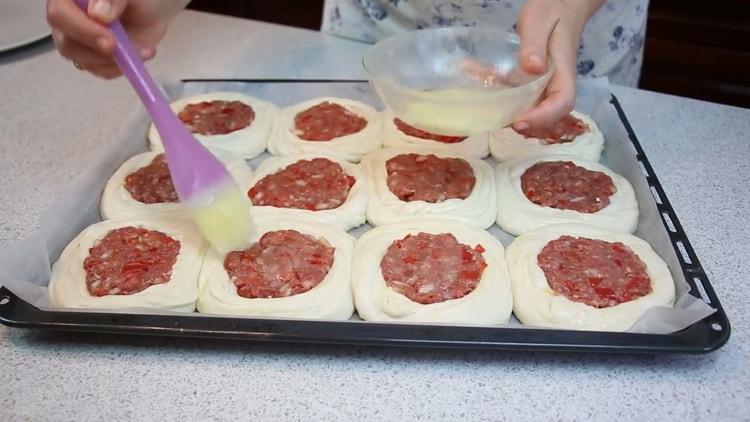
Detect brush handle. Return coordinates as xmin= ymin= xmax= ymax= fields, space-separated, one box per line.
xmin=74 ymin=0 xmax=230 ymax=199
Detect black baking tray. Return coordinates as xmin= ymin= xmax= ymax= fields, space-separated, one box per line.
xmin=0 ymin=79 xmax=730 ymax=353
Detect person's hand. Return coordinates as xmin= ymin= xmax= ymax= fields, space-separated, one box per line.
xmin=46 ymin=0 xmax=188 ymax=79
xmin=514 ymin=0 xmax=603 ymax=130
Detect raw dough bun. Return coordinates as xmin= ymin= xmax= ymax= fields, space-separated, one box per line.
xmin=495 ymin=155 xmax=639 ymax=235
xmin=49 ymin=217 xmax=206 ymax=312
xmin=239 ymin=153 xmax=368 ymax=231
xmin=149 ymin=92 xmax=279 ymax=159
xmin=489 ymin=111 xmax=604 ymax=162
xmin=506 ymin=223 xmax=676 ymax=332
xmin=362 ymin=147 xmax=497 ymax=229
xmin=197 ymin=218 xmax=355 ymax=320
xmin=352 ymin=219 xmax=513 ymax=324
xmin=267 ymin=97 xmax=382 ymax=162
xmin=101 ymin=151 xmax=253 ymax=220
xmin=381 ymin=110 xmax=489 ymax=158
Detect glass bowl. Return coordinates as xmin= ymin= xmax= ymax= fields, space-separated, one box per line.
xmin=363 ymin=27 xmax=552 ymax=135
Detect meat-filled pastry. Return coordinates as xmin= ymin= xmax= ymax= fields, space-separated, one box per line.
xmin=241 ymin=153 xmax=367 ymax=231
xmin=198 ymin=219 xmax=355 ymax=320
xmin=352 ymin=220 xmax=512 ymax=324
xmin=363 ymin=148 xmax=496 ymax=228
xmin=489 ymin=111 xmax=604 ymax=162
xmin=506 ymin=223 xmax=676 ymax=332
xmin=49 ymin=217 xmax=206 ymax=312
xmin=268 ymin=97 xmax=382 ymax=162
xmin=495 ymin=155 xmax=638 ymax=235
xmin=381 ymin=110 xmax=489 ymax=158
xmin=149 ymin=91 xmax=278 ymax=159
xmin=101 ymin=151 xmax=252 ymax=220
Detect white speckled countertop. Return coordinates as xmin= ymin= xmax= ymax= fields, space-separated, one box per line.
xmin=1 ymin=11 xmax=748 ymax=421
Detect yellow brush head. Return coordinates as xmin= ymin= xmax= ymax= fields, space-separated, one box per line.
xmin=188 ymin=183 xmax=252 ymax=254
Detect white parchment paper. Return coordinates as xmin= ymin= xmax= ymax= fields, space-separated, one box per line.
xmin=0 ymin=79 xmax=716 ymax=333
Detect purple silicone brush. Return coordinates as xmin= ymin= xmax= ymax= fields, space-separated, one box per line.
xmin=75 ymin=0 xmax=251 ymax=253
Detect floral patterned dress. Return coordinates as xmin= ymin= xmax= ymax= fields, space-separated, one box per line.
xmin=322 ymin=0 xmax=648 ymax=87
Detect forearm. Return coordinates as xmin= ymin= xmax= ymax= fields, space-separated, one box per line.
xmin=562 ymin=0 xmax=606 ymax=32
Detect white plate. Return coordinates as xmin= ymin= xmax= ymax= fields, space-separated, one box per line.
xmin=0 ymin=0 xmax=51 ymax=53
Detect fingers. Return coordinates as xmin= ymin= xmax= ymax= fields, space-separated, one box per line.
xmin=55 ymin=31 xmax=155 ymax=65
xmin=74 ymin=45 xmax=154 ymax=77
xmin=516 ymin=0 xmax=560 ymax=75
xmin=52 ymin=29 xmax=105 ymax=64
xmin=513 ymin=81 xmax=574 ymax=129
xmin=88 ymin=0 xmax=128 ymax=24
xmin=459 ymin=58 xmax=496 ymax=80
xmin=47 ymin=0 xmax=167 ymax=79
xmin=139 ymin=44 xmax=156 ymax=60
xmin=85 ymin=63 xmax=123 ymax=79
xmin=459 ymin=58 xmax=510 ymax=87
xmin=47 ymin=0 xmax=115 ymax=54
xmin=48 ymin=0 xmax=157 ymax=78
xmin=53 ymin=28 xmax=155 ymax=79
xmin=514 ymin=25 xmax=577 ymax=128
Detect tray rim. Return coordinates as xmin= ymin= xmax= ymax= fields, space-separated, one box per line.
xmin=0 ymin=79 xmax=731 ymax=354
